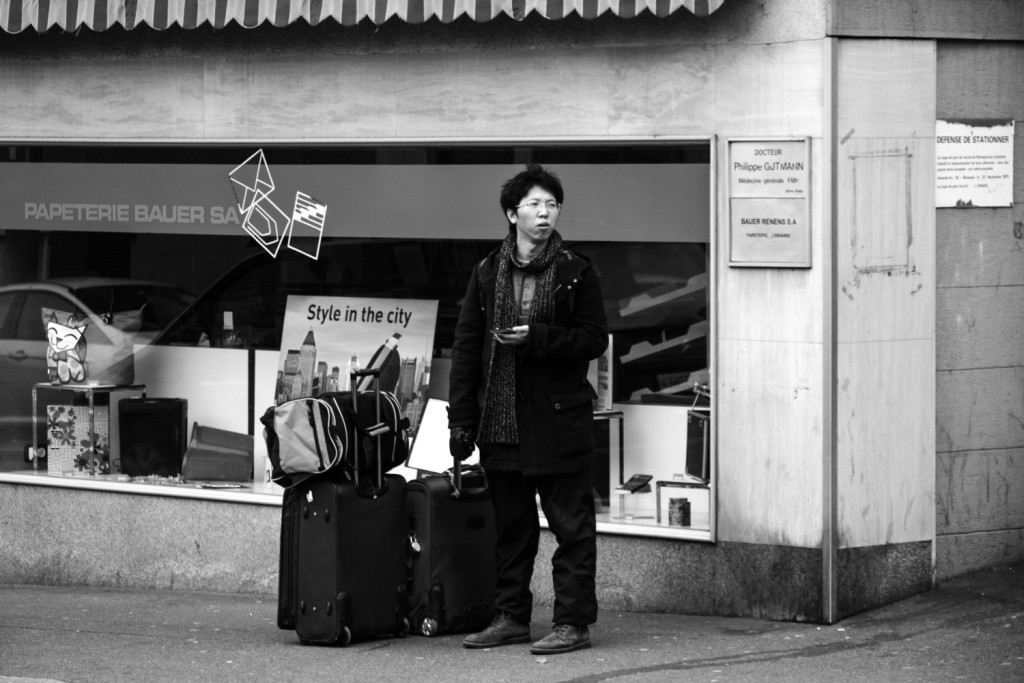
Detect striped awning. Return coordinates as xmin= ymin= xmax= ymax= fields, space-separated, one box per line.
xmin=1 ymin=0 xmax=724 ymax=32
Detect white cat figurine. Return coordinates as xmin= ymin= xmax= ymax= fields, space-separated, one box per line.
xmin=46 ymin=313 xmax=88 ymax=384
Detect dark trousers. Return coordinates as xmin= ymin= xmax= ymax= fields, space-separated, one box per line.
xmin=486 ymin=469 xmax=598 ymax=626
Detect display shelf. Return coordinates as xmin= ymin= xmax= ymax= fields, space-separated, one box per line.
xmin=620 ymin=320 xmax=709 ymax=363
xmin=618 ymin=273 xmax=708 ymax=317
xmin=605 ymin=483 xmax=711 ymax=531
xmin=612 ymin=488 xmax=655 ymax=521
xmin=630 ymin=369 xmax=709 ymax=402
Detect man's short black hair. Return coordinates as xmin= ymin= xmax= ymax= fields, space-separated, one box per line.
xmin=500 ymin=163 xmax=565 ymax=218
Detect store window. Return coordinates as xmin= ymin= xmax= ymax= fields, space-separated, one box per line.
xmin=0 ymin=142 xmax=712 ymax=539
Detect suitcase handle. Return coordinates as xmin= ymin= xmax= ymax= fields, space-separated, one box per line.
xmin=450 ymin=461 xmax=489 ymax=501
xmin=350 ymin=368 xmax=386 ymax=496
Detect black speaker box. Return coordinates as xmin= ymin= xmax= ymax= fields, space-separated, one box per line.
xmin=685 ymin=408 xmax=711 ymax=484
xmin=118 ymin=397 xmax=188 ymax=477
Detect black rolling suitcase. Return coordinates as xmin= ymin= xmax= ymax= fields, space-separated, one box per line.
xmin=279 ymin=368 xmax=410 ymax=646
xmin=406 ymin=460 xmax=496 ymax=637
xmin=277 ymin=485 xmax=301 ymax=630
xmin=292 ymin=474 xmax=409 ymax=645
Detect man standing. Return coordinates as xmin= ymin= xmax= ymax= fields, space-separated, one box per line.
xmin=448 ymin=163 xmax=609 ymax=654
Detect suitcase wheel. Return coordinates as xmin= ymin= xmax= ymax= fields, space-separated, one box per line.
xmin=420 ymin=617 xmax=438 ymax=637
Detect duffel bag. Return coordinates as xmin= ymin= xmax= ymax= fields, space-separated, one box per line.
xmin=323 ymin=390 xmax=410 ymax=475
xmin=260 ymin=395 xmax=353 ymax=488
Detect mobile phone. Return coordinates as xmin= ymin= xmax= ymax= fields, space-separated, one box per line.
xmin=492 ymin=327 xmax=514 ymax=335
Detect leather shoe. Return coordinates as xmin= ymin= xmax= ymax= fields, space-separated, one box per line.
xmin=530 ymin=624 xmax=591 ymax=654
xmin=462 ymin=611 xmax=531 ymax=649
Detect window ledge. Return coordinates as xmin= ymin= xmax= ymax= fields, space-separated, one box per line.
xmin=0 ymin=471 xmax=284 ymax=506
xmin=0 ymin=472 xmax=715 ymax=542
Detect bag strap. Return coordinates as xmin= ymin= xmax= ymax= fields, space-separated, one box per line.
xmin=306 ymin=402 xmax=326 ymax=471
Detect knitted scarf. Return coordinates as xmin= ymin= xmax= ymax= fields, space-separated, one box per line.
xmin=478 ymin=229 xmax=568 ymax=444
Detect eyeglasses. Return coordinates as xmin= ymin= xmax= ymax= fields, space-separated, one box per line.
xmin=515 ymin=199 xmax=561 ymax=212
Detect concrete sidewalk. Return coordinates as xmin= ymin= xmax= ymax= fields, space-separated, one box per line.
xmin=1 ymin=563 xmax=1022 ymax=683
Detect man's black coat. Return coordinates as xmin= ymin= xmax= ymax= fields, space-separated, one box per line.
xmin=448 ymin=246 xmax=609 ymax=476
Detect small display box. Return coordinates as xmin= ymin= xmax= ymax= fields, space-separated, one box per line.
xmin=33 ymin=382 xmax=146 ymax=475
xmin=656 ymin=480 xmax=708 ymax=526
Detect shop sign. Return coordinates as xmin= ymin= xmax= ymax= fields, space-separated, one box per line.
xmin=727 ymin=138 xmax=811 ymax=268
xmin=935 ymin=119 xmax=1014 ymax=208
xmin=275 ymin=294 xmax=439 ymax=436
xmin=0 ymin=160 xmax=710 ymax=244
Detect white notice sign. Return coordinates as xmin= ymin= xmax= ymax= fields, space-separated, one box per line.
xmin=729 ymin=140 xmax=808 ymax=198
xmin=728 ymin=138 xmax=811 ymax=268
xmin=730 ymin=197 xmax=808 ymax=266
xmin=936 ymin=120 xmax=1014 ymax=207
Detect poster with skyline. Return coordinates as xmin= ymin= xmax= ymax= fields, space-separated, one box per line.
xmin=275 ymin=295 xmax=439 ymax=437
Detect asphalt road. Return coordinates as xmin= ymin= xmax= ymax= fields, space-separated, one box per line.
xmin=1 ymin=563 xmax=1021 ymax=682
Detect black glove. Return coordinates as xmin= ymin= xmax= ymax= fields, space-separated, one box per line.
xmin=449 ymin=427 xmax=476 ymax=461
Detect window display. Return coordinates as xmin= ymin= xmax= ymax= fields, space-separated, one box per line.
xmin=0 ymin=142 xmax=712 ymax=538
xmin=0 ymin=280 xmax=193 ymax=469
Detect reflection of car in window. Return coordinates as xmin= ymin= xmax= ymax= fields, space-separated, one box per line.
xmin=0 ymin=278 xmax=195 ymax=470
xmin=151 ymin=238 xmax=494 ymax=353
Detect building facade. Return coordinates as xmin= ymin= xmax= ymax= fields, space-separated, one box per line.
xmin=0 ymin=0 xmax=1021 ymax=623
